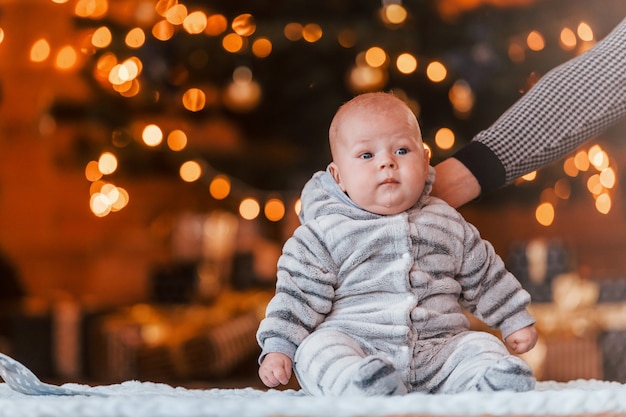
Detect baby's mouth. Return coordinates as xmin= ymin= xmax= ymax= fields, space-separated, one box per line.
xmin=381 ymin=177 xmax=399 ymax=185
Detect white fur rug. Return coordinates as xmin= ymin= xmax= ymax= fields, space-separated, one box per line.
xmin=1 ymin=379 xmax=626 ymax=416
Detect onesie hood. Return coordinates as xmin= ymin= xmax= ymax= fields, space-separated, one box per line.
xmin=299 ymin=165 xmax=435 ymax=224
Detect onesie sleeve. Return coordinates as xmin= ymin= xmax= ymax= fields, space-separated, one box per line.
xmin=456 ymin=221 xmax=535 ymax=340
xmin=256 ymin=223 xmax=337 ymax=362
xmin=453 ymin=17 xmax=626 ymax=194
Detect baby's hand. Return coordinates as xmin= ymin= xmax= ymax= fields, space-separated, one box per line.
xmin=505 ymin=325 xmax=538 ymax=354
xmin=259 ymin=352 xmax=293 ymax=388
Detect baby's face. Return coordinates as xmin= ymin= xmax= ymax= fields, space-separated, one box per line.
xmin=329 ymin=104 xmax=429 ymax=215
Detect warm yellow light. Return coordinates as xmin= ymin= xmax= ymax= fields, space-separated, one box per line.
xmin=223 ymin=79 xmax=262 ymax=112
xmin=265 ymin=198 xmax=285 ymax=222
xmin=180 ymin=160 xmax=202 ymax=182
xmin=302 ymin=23 xmax=322 ymax=43
xmin=205 ymin=14 xmax=228 ymax=36
xmin=540 ymin=188 xmax=557 ymax=205
xmin=365 ymin=46 xmax=387 ymax=68
xmin=535 ymin=202 xmax=554 ymax=227
xmin=252 ymin=38 xmax=272 ymax=58
xmin=167 ymin=129 xmax=187 ymax=151
xmin=126 ymin=57 xmax=142 ymax=78
xmin=449 ymin=80 xmax=474 ymax=114
xmin=563 ymin=157 xmax=579 ymax=177
xmin=75 ymin=0 xmax=108 ymax=19
xmin=183 ymin=11 xmax=207 ymax=34
xmin=165 ymin=4 xmax=187 ymax=25
xmin=119 ymin=79 xmax=141 ymax=97
xmin=142 ymin=124 xmax=163 ymax=147
xmin=91 ymin=26 xmax=112 ymax=48
xmin=0 ymin=28 xmax=4 ymax=44
xmin=337 ymin=28 xmax=357 ymax=48
xmin=294 ymin=199 xmax=302 ymax=216
xmin=152 ymin=19 xmax=175 ymax=41
xmin=232 ymin=13 xmax=256 ymax=36
xmin=108 ymin=64 xmax=124 ymax=85
xmin=90 ymin=180 xmax=106 ymax=195
xmin=222 ymin=33 xmax=244 ymax=53
xmin=577 ymin=22 xmax=594 ymax=41
xmin=284 ymin=22 xmax=303 ymax=41
xmin=95 ymin=52 xmax=117 ymax=81
xmin=125 ymin=27 xmax=146 ymax=48
xmin=233 ymin=66 xmax=253 ymax=83
xmin=600 ymin=167 xmax=616 ymax=189
xmin=90 ymin=193 xmax=111 ymax=217
xmin=98 ymin=152 xmax=118 ymax=175
xmin=521 ymin=171 xmax=537 ymax=182
xmin=573 ymin=150 xmax=590 ymax=171
xmin=55 ymin=45 xmax=78 ymax=70
xmin=112 ymin=80 xmax=133 ymax=93
xmin=223 ymin=66 xmax=261 ymax=111
xmin=30 ymin=38 xmax=51 ymax=62
xmin=382 ymin=4 xmax=408 ymax=25
xmin=182 ymin=88 xmax=206 ymax=112
xmin=109 ymin=59 xmax=139 ymax=85
xmin=85 ymin=161 xmax=103 ymax=182
xmin=111 ymin=187 xmax=129 ymax=212
xmin=588 ymin=145 xmax=609 ymax=170
xmin=209 ymin=175 xmax=231 ymax=200
xmin=559 ymin=27 xmax=577 ymax=50
xmin=507 ymin=41 xmax=525 ymax=63
xmin=396 ymin=53 xmax=417 ymax=74
xmin=101 ymin=183 xmax=120 ymax=206
xmin=596 ymin=193 xmax=612 ymax=214
xmin=526 ymin=30 xmax=545 ymax=51
xmin=155 ymin=0 xmax=176 ymax=17
xmin=587 ymin=174 xmax=603 ymax=195
xmin=554 ymin=178 xmax=571 ymax=200
xmin=426 ymin=61 xmax=447 ymax=82
xmin=348 ymin=65 xmax=387 ymax=93
xmin=434 ymin=127 xmax=455 ymax=150
xmin=239 ymin=198 xmax=260 ymax=220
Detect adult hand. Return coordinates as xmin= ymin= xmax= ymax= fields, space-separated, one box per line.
xmin=432 ymin=158 xmax=481 ymax=208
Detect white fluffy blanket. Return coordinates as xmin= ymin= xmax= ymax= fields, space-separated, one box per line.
xmin=2 ymin=379 xmax=626 ymax=416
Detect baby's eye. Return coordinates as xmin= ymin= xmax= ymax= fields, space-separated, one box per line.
xmin=396 ymin=148 xmax=408 ymax=155
xmin=359 ymin=152 xmax=373 ymax=159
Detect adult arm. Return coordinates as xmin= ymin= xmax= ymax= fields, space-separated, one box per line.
xmin=433 ymin=17 xmax=626 ymax=208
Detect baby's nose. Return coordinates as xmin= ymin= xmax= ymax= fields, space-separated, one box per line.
xmin=379 ymin=156 xmax=396 ymax=169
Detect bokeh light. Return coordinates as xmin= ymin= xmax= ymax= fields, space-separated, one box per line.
xmin=167 ymin=129 xmax=188 ymax=151
xmin=434 ymin=127 xmax=455 ymax=150
xmin=426 ymin=61 xmax=447 ymax=82
xmin=536 ymin=202 xmax=555 ymax=226
xmin=239 ymin=198 xmax=260 ymax=220
xmin=142 ymin=124 xmax=163 ymax=147
xmin=209 ymin=175 xmax=231 ymax=200
xmin=264 ymin=198 xmax=285 ymax=222
xmin=180 ymin=160 xmax=202 ymax=182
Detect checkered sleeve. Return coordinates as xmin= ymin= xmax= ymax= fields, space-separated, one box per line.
xmin=454 ymin=17 xmax=626 ymax=193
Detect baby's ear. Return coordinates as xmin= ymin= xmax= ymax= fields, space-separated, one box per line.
xmin=423 ymin=145 xmax=431 ymax=162
xmin=328 ymin=162 xmax=346 ymax=191
xmin=423 ymin=146 xmax=431 ymax=169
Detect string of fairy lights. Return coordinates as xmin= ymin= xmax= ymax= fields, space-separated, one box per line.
xmin=0 ymin=0 xmax=618 ymax=226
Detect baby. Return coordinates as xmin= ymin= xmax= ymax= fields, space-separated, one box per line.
xmin=256 ymin=92 xmax=537 ymax=396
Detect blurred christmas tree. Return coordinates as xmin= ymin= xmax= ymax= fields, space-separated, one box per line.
xmin=47 ymin=0 xmax=625 ymax=211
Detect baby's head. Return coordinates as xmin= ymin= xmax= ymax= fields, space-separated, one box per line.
xmin=328 ymin=92 xmax=430 ymax=215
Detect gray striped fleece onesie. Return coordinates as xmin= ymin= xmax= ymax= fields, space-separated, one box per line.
xmin=257 ymin=167 xmax=536 ymax=396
